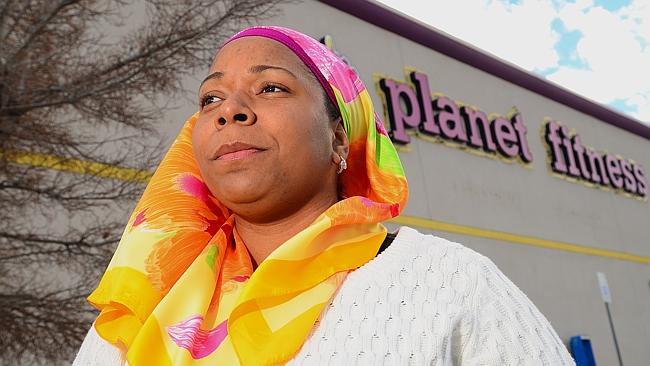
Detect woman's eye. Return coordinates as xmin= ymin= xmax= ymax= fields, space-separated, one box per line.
xmin=261 ymin=84 xmax=285 ymax=93
xmin=200 ymin=95 xmax=221 ymax=108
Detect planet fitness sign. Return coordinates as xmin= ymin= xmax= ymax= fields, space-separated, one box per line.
xmin=544 ymin=120 xmax=647 ymax=197
xmin=376 ymin=69 xmax=648 ymax=199
xmin=377 ymin=71 xmax=533 ymax=164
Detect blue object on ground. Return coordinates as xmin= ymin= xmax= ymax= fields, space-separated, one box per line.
xmin=570 ymin=335 xmax=596 ymax=366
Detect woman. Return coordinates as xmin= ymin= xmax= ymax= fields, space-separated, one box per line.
xmin=74 ymin=26 xmax=574 ymax=365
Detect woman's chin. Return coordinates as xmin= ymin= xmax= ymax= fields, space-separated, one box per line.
xmin=215 ymin=182 xmax=270 ymax=207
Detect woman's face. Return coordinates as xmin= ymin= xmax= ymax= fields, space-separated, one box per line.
xmin=193 ymin=36 xmax=344 ymax=222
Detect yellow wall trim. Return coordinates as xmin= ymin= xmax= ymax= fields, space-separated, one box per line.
xmin=2 ymin=150 xmax=153 ymax=183
xmin=7 ymin=149 xmax=649 ymax=265
xmin=390 ymin=215 xmax=650 ymax=265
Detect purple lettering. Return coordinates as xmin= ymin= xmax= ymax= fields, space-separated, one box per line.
xmin=434 ymin=97 xmax=467 ymax=142
xmin=492 ymin=117 xmax=519 ymax=158
xmin=542 ymin=120 xmax=645 ymax=198
xmin=511 ymin=113 xmax=533 ymax=162
xmin=561 ymin=126 xmax=581 ymax=177
xmin=379 ymin=71 xmax=536 ymax=166
xmin=544 ymin=121 xmax=567 ymax=173
xmin=585 ymin=148 xmax=610 ymax=185
xmin=379 ymin=78 xmax=421 ymax=144
xmin=571 ymin=136 xmax=591 ymax=180
xmin=460 ymin=106 xmax=496 ymax=152
xmin=410 ymin=72 xmax=440 ymax=135
xmin=619 ymin=159 xmax=637 ymax=193
xmin=634 ymin=164 xmax=648 ymax=197
xmin=605 ymin=154 xmax=623 ymax=189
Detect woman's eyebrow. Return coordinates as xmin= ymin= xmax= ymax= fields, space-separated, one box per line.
xmin=248 ymin=64 xmax=297 ymax=79
xmin=199 ymin=65 xmax=297 ymax=90
xmin=200 ymin=71 xmax=223 ymax=89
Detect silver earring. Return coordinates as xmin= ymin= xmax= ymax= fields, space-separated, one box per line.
xmin=337 ymin=154 xmax=347 ymax=174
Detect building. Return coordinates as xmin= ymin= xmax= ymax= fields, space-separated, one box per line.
xmin=191 ymin=0 xmax=650 ymax=364
xmin=54 ymin=0 xmax=646 ymax=364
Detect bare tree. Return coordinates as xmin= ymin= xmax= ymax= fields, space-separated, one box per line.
xmin=0 ymin=0 xmax=285 ymax=363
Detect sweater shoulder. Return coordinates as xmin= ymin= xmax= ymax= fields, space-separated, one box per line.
xmin=372 ymin=226 xmax=493 ymax=276
xmin=345 ymin=226 xmax=494 ymax=304
xmin=380 ymin=227 xmax=575 ymax=365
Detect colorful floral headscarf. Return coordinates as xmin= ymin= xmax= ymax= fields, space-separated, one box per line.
xmin=88 ymin=26 xmax=408 ymax=366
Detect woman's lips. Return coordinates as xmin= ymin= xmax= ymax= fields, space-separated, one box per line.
xmin=216 ymin=148 xmax=263 ymax=161
xmin=212 ymin=141 xmax=266 ymax=161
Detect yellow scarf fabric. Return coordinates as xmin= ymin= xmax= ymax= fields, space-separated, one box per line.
xmin=87 ymin=26 xmax=408 ymax=365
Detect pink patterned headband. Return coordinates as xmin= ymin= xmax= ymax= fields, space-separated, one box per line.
xmin=222 ymin=26 xmax=341 ymax=116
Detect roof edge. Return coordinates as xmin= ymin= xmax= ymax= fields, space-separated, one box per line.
xmin=318 ymin=0 xmax=650 ymax=140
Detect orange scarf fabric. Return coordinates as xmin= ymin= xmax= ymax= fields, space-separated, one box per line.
xmin=87 ymin=26 xmax=408 ymax=365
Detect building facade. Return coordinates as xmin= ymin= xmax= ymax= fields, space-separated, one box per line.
xmin=157 ymin=1 xmax=650 ymax=364
xmin=233 ymin=1 xmax=649 ymax=365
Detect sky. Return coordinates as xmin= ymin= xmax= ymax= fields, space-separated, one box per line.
xmin=375 ymin=0 xmax=650 ymax=126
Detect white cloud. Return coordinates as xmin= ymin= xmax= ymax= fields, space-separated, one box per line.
xmin=619 ymin=0 xmax=650 ymax=43
xmin=378 ymin=0 xmax=559 ymax=70
xmin=547 ymin=0 xmax=650 ymax=122
xmin=629 ymin=94 xmax=650 ymax=121
xmin=376 ymin=0 xmax=650 ymax=124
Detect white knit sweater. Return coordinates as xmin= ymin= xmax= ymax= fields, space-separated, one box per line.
xmin=73 ymin=226 xmax=575 ymax=365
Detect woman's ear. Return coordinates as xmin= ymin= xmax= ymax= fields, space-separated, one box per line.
xmin=331 ymin=117 xmax=349 ymax=163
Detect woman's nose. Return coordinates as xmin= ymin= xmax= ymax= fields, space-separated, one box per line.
xmin=215 ymin=94 xmax=256 ymax=128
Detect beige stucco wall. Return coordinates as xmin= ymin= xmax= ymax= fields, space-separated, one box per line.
xmin=160 ymin=1 xmax=650 ymax=364
xmin=268 ymin=1 xmax=648 ymax=365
